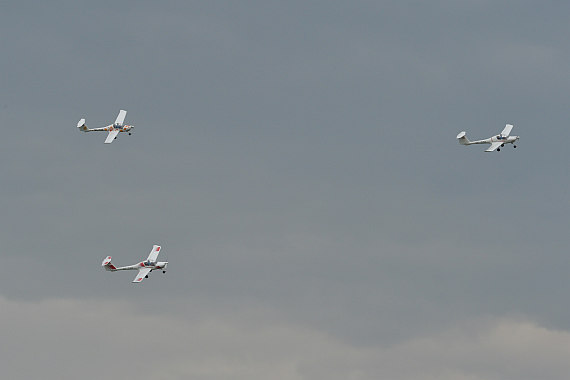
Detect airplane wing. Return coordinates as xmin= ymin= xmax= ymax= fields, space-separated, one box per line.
xmin=133 ymin=267 xmax=152 ymax=283
xmin=104 ymin=129 xmax=120 ymax=144
xmin=146 ymin=245 xmax=162 ymax=262
xmin=485 ymin=142 xmax=502 ymax=152
xmin=500 ymin=124 xmax=513 ymax=137
xmin=115 ymin=110 xmax=127 ymax=125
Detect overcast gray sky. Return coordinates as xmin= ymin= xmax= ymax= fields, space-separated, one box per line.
xmin=2 ymin=1 xmax=570 ymax=379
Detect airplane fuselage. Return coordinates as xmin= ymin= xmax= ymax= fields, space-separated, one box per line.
xmin=464 ymin=135 xmax=519 ymax=145
xmin=469 ymin=135 xmax=519 ymax=145
xmin=109 ymin=261 xmax=168 ymax=271
xmin=490 ymin=135 xmax=518 ymax=144
xmin=103 ymin=123 xmax=134 ymax=133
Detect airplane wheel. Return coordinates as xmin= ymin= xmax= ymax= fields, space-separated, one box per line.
xmin=145 ymin=275 xmax=149 ymax=278
xmin=501 ymin=144 xmax=505 ymax=147
xmin=514 ymin=145 xmax=517 ymax=148
xmin=163 ymin=271 xmax=166 ymax=274
xmin=128 ymin=133 xmax=131 ymax=135
xmin=497 ymin=148 xmax=500 ymax=151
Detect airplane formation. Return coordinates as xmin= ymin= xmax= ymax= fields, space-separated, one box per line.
xmin=77 ymin=110 xmax=520 ymax=283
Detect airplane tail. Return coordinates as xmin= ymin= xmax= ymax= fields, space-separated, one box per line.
xmin=102 ymin=256 xmax=117 ymax=271
xmin=456 ymin=131 xmax=471 ymax=145
xmin=77 ymin=118 xmax=88 ymax=132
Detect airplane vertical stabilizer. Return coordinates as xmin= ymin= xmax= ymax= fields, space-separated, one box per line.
xmin=456 ymin=131 xmax=471 ymax=145
xmin=77 ymin=119 xmax=88 ymax=132
xmin=102 ymin=256 xmax=117 ymax=271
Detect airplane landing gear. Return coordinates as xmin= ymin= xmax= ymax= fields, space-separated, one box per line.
xmin=497 ymin=148 xmax=501 ymax=151
xmin=514 ymin=145 xmax=517 ymax=148
xmin=145 ymin=275 xmax=149 ymax=278
xmin=163 ymin=271 xmax=166 ymax=274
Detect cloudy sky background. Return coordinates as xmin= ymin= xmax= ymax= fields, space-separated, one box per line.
xmin=2 ymin=1 xmax=570 ymax=378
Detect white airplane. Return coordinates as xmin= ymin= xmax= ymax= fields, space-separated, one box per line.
xmin=457 ymin=124 xmax=519 ymax=152
xmin=77 ymin=109 xmax=134 ymax=144
xmin=102 ymin=245 xmax=168 ymax=283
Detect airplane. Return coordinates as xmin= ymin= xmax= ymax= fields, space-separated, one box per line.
xmin=77 ymin=109 xmax=134 ymax=144
xmin=457 ymin=124 xmax=519 ymax=152
xmin=102 ymin=245 xmax=167 ymax=283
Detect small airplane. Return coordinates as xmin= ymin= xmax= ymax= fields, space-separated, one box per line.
xmin=102 ymin=245 xmax=167 ymax=283
xmin=77 ymin=109 xmax=134 ymax=144
xmin=457 ymin=124 xmax=519 ymax=152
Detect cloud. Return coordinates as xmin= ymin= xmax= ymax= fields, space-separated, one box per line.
xmin=1 ymin=296 xmax=570 ymax=380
